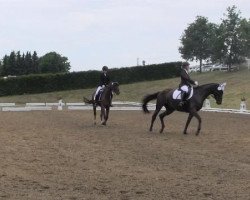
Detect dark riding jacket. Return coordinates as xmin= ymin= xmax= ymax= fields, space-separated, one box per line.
xmin=99 ymin=73 xmax=110 ymax=87
xmin=179 ymin=69 xmax=195 ymax=87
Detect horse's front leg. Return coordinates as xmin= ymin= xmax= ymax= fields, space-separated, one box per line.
xmin=159 ymin=108 xmax=174 ymax=133
xmin=183 ymin=113 xmax=193 ymax=134
xmin=101 ymin=106 xmax=107 ymax=125
xmin=100 ymin=106 xmax=105 ymax=124
xmin=193 ymin=111 xmax=201 ymax=135
xmin=93 ymin=105 xmax=97 ymax=125
xmin=103 ymin=107 xmax=110 ymax=125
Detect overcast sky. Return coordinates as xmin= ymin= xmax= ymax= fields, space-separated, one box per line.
xmin=0 ymin=0 xmax=249 ymax=72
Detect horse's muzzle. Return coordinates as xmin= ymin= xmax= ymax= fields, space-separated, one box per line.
xmin=115 ymin=90 xmax=120 ymax=95
xmin=216 ymin=100 xmax=222 ymax=105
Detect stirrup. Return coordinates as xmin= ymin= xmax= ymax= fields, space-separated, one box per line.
xmin=95 ymin=100 xmax=101 ymax=105
xmin=179 ymin=101 xmax=185 ymax=106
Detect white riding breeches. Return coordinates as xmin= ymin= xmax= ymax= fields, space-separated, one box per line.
xmin=94 ymin=85 xmax=104 ymax=100
xmin=180 ymin=85 xmax=189 ymax=93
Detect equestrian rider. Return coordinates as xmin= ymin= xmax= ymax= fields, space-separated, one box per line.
xmin=94 ymin=66 xmax=111 ymax=102
xmin=179 ymin=62 xmax=198 ymax=106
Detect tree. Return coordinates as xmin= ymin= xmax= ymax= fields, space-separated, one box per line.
xmin=32 ymin=51 xmax=40 ymax=74
xmin=25 ymin=52 xmax=33 ymax=75
xmin=0 ymin=60 xmax=2 ymax=75
xmin=219 ymin=6 xmax=246 ymax=71
xmin=210 ymin=24 xmax=226 ymax=64
xmin=39 ymin=52 xmax=71 ymax=73
xmin=20 ymin=53 xmax=26 ymax=75
xmin=239 ymin=18 xmax=250 ymax=58
xmin=179 ymin=16 xmax=216 ymax=72
xmin=8 ymin=51 xmax=17 ymax=75
xmin=2 ymin=55 xmax=10 ymax=76
xmin=16 ymin=51 xmax=24 ymax=75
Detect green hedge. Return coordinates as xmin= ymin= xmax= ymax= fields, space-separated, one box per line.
xmin=0 ymin=62 xmax=181 ymax=96
xmin=111 ymin=62 xmax=181 ymax=84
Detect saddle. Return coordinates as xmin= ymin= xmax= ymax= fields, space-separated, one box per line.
xmin=94 ymin=87 xmax=113 ymax=107
xmin=172 ymin=87 xmax=193 ymax=100
xmin=95 ymin=88 xmax=104 ymax=102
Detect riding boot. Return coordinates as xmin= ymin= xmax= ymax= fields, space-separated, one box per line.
xmin=94 ymin=86 xmax=102 ymax=105
xmin=179 ymin=91 xmax=186 ymax=106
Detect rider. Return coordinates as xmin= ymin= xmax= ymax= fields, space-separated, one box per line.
xmin=94 ymin=66 xmax=111 ymax=102
xmin=179 ymin=62 xmax=198 ymax=106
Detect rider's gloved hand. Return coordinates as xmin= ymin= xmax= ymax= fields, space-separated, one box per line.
xmin=194 ymin=81 xmax=198 ymax=86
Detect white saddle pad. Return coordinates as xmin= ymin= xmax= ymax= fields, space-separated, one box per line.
xmin=172 ymin=88 xmax=193 ymax=100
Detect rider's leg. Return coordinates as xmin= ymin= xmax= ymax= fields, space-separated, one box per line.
xmin=94 ymin=86 xmax=102 ymax=101
xmin=179 ymin=85 xmax=188 ymax=106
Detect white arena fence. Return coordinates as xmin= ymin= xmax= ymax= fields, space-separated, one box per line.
xmin=0 ymin=101 xmax=249 ymax=115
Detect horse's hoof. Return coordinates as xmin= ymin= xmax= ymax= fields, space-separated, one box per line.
xmin=196 ymin=129 xmax=200 ymax=136
xmin=159 ymin=126 xmax=165 ymax=133
xmin=183 ymin=132 xmax=187 ymax=134
xmin=101 ymin=122 xmax=106 ymax=126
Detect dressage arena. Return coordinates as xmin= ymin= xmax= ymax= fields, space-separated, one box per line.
xmin=0 ymin=109 xmax=249 ymax=199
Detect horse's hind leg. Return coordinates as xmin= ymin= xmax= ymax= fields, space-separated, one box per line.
xmin=183 ymin=113 xmax=193 ymax=134
xmin=93 ymin=105 xmax=97 ymax=125
xmin=186 ymin=110 xmax=201 ymax=135
xmin=102 ymin=107 xmax=109 ymax=126
xmin=159 ymin=108 xmax=174 ymax=133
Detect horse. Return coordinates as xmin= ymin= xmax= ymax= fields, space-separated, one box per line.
xmin=142 ymin=83 xmax=226 ymax=135
xmin=84 ymin=82 xmax=120 ymax=125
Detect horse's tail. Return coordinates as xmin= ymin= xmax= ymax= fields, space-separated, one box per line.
xmin=83 ymin=97 xmax=94 ymax=104
xmin=142 ymin=92 xmax=159 ymax=113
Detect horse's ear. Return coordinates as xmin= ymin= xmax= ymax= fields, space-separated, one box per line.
xmin=218 ymin=82 xmax=226 ymax=91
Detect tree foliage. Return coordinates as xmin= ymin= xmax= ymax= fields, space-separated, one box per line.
xmin=180 ymin=6 xmax=250 ymax=72
xmin=179 ymin=16 xmax=216 ymax=72
xmin=220 ymin=6 xmax=246 ymax=71
xmin=39 ymin=52 xmax=71 ymax=73
xmin=239 ymin=18 xmax=250 ymax=58
xmin=0 ymin=51 xmax=71 ymax=76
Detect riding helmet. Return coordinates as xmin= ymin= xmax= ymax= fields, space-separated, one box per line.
xmin=102 ymin=66 xmax=108 ymax=71
xmin=182 ymin=62 xmax=190 ymax=68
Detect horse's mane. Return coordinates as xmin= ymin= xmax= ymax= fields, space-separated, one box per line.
xmin=194 ymin=83 xmax=219 ymax=90
xmin=199 ymin=83 xmax=218 ymax=87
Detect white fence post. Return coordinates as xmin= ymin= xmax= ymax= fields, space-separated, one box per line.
xmin=240 ymin=101 xmax=246 ymax=112
xmin=204 ymin=99 xmax=211 ymax=109
xmin=58 ymin=99 xmax=63 ymax=110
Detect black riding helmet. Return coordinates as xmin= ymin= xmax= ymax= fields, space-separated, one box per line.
xmin=182 ymin=62 xmax=190 ymax=69
xmin=102 ymin=66 xmax=108 ymax=71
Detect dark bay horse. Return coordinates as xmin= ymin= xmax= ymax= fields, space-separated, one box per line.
xmin=142 ymin=83 xmax=226 ymax=135
xmin=84 ymin=82 xmax=120 ymax=125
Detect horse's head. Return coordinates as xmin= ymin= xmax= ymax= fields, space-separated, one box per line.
xmin=110 ymin=82 xmax=120 ymax=95
xmin=212 ymin=82 xmax=226 ymax=105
